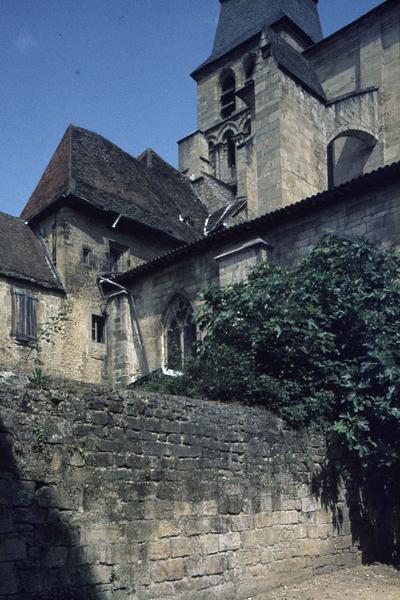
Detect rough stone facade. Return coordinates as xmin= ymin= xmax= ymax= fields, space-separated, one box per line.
xmin=36 ymin=206 xmax=176 ymax=384
xmin=0 ymin=371 xmax=374 ymax=600
xmin=1 ymin=1 xmax=400 ymax=386
xmin=180 ymin=0 xmax=399 ymax=214
xmin=110 ymin=165 xmax=400 ymax=385
xmin=0 ymin=278 xmax=66 ymax=374
xmin=0 ymin=204 xmax=177 ymax=384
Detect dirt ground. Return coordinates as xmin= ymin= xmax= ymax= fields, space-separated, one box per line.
xmin=264 ymin=564 xmax=400 ymax=600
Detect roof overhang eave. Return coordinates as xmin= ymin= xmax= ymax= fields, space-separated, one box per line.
xmin=25 ymin=193 xmax=191 ymax=246
xmin=0 ymin=269 xmax=65 ymax=292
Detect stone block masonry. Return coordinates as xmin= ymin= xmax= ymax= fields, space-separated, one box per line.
xmin=0 ymin=370 xmax=365 ymax=599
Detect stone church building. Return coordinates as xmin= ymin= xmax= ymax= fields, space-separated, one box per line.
xmin=1 ymin=0 xmax=399 ymax=385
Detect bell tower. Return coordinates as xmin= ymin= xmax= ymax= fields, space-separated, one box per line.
xmin=178 ymin=0 xmax=324 ymax=217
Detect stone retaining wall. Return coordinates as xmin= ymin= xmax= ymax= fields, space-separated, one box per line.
xmin=0 ymin=371 xmax=363 ymax=599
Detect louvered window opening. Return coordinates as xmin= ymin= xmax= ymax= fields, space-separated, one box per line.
xmin=12 ymin=289 xmax=38 ymax=342
xmin=220 ymin=71 xmax=236 ymax=119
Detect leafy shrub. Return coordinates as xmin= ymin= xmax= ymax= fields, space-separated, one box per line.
xmin=172 ymin=235 xmax=400 ymax=469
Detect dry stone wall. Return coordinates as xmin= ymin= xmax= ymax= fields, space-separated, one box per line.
xmin=0 ymin=370 xmax=362 ymax=600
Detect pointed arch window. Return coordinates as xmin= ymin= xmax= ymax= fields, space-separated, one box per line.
xmin=164 ymin=297 xmax=196 ymax=371
xmin=220 ymin=69 xmax=236 ymax=119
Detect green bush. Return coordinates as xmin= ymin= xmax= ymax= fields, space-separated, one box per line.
xmin=173 ymin=234 xmax=400 ymax=469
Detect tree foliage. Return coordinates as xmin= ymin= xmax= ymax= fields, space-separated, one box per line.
xmin=172 ymin=235 xmax=400 ymax=469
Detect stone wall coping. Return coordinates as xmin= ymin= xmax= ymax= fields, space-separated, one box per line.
xmin=326 ymin=86 xmax=379 ymax=107
xmin=214 ymin=237 xmax=273 ymax=261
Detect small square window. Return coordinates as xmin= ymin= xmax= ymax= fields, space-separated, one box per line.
xmin=92 ymin=315 xmax=106 ymax=344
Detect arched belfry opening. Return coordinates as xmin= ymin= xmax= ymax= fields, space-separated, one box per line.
xmin=223 ymin=130 xmax=236 ymax=169
xmin=243 ymin=53 xmax=256 ymax=82
xmin=220 ymin=69 xmax=236 ymax=119
xmin=327 ymin=130 xmax=378 ymax=188
xmin=163 ymin=296 xmax=196 ymax=371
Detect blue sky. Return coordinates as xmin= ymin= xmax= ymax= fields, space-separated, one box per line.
xmin=0 ymin=0 xmax=382 ymax=217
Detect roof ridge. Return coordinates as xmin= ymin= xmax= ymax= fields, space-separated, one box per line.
xmin=69 ymin=124 xmax=146 ymax=170
xmin=0 ymin=210 xmax=26 ymax=222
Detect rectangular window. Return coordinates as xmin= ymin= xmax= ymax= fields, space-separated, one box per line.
xmin=108 ymin=241 xmax=128 ymax=274
xmin=82 ymin=247 xmax=92 ymax=267
xmin=12 ymin=289 xmax=38 ymax=342
xmin=92 ymin=315 xmax=106 ymax=344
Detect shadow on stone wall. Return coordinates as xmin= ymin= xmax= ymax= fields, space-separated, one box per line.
xmin=0 ymin=415 xmax=103 ymax=600
xmin=311 ymin=448 xmax=400 ymax=566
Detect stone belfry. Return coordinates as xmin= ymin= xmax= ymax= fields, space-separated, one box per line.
xmin=179 ymin=0 xmax=326 ymax=218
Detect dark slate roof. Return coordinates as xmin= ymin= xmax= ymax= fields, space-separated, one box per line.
xmin=266 ymin=28 xmax=326 ymax=101
xmin=193 ymin=0 xmax=322 ymax=76
xmin=112 ymin=160 xmax=400 ymax=285
xmin=137 ymin=148 xmax=208 ymax=235
xmin=193 ymin=171 xmax=237 ymax=211
xmin=206 ymin=197 xmax=247 ymax=234
xmin=21 ymin=126 xmax=208 ymax=244
xmin=0 ymin=212 xmax=62 ymax=290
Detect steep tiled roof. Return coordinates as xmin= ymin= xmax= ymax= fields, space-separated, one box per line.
xmin=112 ymin=160 xmax=400 ymax=285
xmin=266 ymin=28 xmax=326 ymax=101
xmin=137 ymin=148 xmax=208 ymax=235
xmin=194 ymin=172 xmax=237 ymax=211
xmin=21 ymin=126 xmax=208 ymax=244
xmin=0 ymin=212 xmax=62 ymax=290
xmin=193 ymin=0 xmax=322 ymax=76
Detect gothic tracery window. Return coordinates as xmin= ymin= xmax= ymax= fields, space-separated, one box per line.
xmin=164 ymin=297 xmax=196 ymax=371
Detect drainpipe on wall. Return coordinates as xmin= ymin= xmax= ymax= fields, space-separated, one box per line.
xmin=96 ymin=276 xmax=129 ymax=300
xmin=111 ymin=214 xmax=123 ymax=230
xmin=96 ymin=277 xmax=148 ymax=385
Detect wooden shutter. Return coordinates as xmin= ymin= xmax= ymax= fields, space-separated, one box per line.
xmin=26 ymin=294 xmax=37 ymax=339
xmin=12 ymin=289 xmax=37 ymax=341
